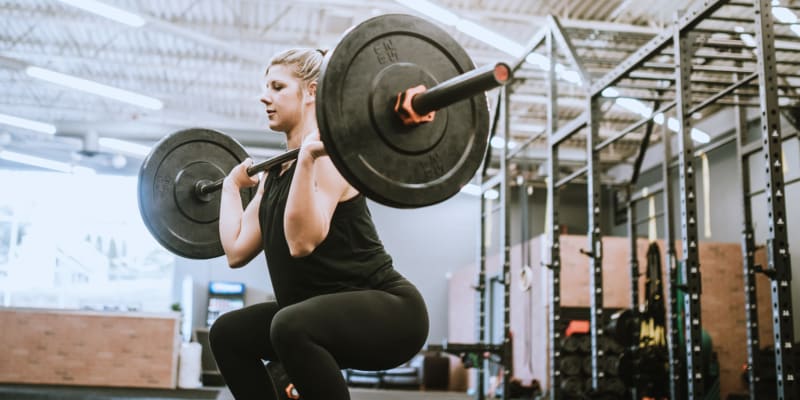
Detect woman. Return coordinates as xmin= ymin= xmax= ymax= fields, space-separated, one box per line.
xmin=209 ymin=48 xmax=430 ymax=400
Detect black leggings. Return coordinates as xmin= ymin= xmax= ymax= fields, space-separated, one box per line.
xmin=208 ymin=274 xmax=429 ymax=400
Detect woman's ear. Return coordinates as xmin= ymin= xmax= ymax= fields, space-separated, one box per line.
xmin=305 ymin=81 xmax=317 ymax=104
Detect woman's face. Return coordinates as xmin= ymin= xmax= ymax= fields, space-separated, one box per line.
xmin=260 ymin=64 xmax=308 ymax=133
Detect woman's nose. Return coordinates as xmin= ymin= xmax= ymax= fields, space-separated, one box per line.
xmin=259 ymin=90 xmax=272 ymax=105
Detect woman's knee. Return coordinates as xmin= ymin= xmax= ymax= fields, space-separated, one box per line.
xmin=269 ymin=307 xmax=308 ymax=349
xmin=208 ymin=311 xmax=238 ymax=353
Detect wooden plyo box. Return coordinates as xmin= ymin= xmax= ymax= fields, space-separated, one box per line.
xmin=0 ymin=307 xmax=180 ymax=388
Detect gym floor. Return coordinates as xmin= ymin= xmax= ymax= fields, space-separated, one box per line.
xmin=0 ymin=385 xmax=472 ymax=400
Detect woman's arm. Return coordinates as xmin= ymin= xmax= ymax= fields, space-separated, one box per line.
xmin=284 ymin=133 xmax=352 ymax=257
xmin=219 ymin=160 xmax=267 ymax=268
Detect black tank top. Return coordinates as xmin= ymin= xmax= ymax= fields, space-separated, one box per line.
xmin=258 ymin=161 xmax=394 ymax=307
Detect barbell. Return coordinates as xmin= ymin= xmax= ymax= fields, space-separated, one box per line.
xmin=138 ymin=13 xmax=512 ymax=259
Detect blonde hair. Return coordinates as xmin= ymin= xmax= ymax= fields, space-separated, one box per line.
xmin=266 ymin=48 xmax=327 ymax=87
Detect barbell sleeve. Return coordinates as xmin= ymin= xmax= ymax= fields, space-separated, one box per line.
xmin=411 ymin=62 xmax=511 ymax=116
xmin=195 ymin=148 xmax=301 ymax=196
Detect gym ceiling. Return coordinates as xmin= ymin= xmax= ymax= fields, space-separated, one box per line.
xmin=0 ymin=0 xmax=739 ymax=177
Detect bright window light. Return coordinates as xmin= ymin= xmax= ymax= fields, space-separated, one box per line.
xmin=56 ymin=0 xmax=146 ymax=27
xmin=26 ymin=66 xmax=163 ymax=110
xmin=653 ymin=113 xmax=665 ymax=124
xmin=792 ymin=24 xmax=800 ymax=36
xmin=99 ymin=138 xmax=151 ymax=157
xmin=0 ymin=112 xmax=56 ymax=135
xmin=773 ymin=7 xmax=798 ymax=23
xmin=0 ymin=150 xmax=95 ymax=174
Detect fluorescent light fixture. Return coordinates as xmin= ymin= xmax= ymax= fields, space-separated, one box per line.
xmin=98 ymin=137 xmax=151 ymax=157
xmin=26 ymin=66 xmax=163 ymax=110
xmin=0 ymin=150 xmax=95 ymax=174
xmin=615 ymin=97 xmax=652 ymax=118
xmin=557 ymin=68 xmax=582 ymax=85
xmin=0 ymin=112 xmax=56 ymax=135
xmin=483 ymin=189 xmax=499 ymax=200
xmin=455 ymin=19 xmax=524 ymax=56
xmin=490 ymin=136 xmax=516 ymax=149
xmin=691 ymin=128 xmax=711 ymax=143
xmin=56 ymin=0 xmax=146 ymax=27
xmin=602 ymin=87 xmax=620 ymax=98
xmin=525 ymin=53 xmax=549 ymax=69
xmin=616 ymin=101 xmax=710 ymax=143
xmin=740 ymin=33 xmax=757 ymax=47
xmin=395 ymin=0 xmax=589 ymax=88
xmin=667 ymin=117 xmax=681 ymax=132
xmin=773 ymin=6 xmax=798 ymax=23
xmin=394 ymin=0 xmax=458 ymax=26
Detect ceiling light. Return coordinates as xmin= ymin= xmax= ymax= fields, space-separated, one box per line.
xmin=739 ymin=33 xmax=757 ymax=47
xmin=0 ymin=150 xmax=95 ymax=174
xmin=602 ymin=87 xmax=620 ymax=98
xmin=56 ymin=0 xmax=146 ymax=27
xmin=26 ymin=66 xmax=163 ymax=110
xmin=490 ymin=136 xmax=516 ymax=149
xmin=691 ymin=128 xmax=711 ymax=143
xmin=773 ymin=6 xmax=798 ymax=23
xmin=99 ymin=137 xmax=151 ymax=157
xmin=615 ymin=97 xmax=652 ymax=118
xmin=394 ymin=0 xmax=459 ymax=26
xmin=483 ymin=189 xmax=500 ymax=200
xmin=456 ymin=19 xmax=524 ymax=56
xmin=0 ymin=112 xmax=56 ymax=135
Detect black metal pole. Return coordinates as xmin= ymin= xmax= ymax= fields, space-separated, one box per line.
xmin=734 ymin=70 xmax=761 ymax=400
xmin=752 ymin=1 xmax=797 ymax=398
xmin=674 ymin=23 xmax=704 ymax=399
xmin=546 ymin=29 xmax=563 ymax=400
xmin=500 ymin=84 xmax=512 ymax=400
xmin=587 ymin=94 xmax=605 ymax=391
xmin=412 ymin=62 xmax=512 ymax=115
xmin=661 ymin=117 xmax=681 ymax=400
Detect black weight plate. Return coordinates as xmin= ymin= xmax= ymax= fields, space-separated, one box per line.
xmin=317 ymin=13 xmax=489 ymax=208
xmin=138 ymin=128 xmax=253 ymax=259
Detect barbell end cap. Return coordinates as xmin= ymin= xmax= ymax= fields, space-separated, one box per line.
xmin=494 ymin=62 xmax=512 ymax=85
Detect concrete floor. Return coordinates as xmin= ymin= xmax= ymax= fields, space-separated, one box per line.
xmin=0 ymin=384 xmax=472 ymax=400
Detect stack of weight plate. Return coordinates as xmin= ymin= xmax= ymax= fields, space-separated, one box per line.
xmin=584 ymin=337 xmax=627 ymax=400
xmin=558 ymin=334 xmax=588 ymax=399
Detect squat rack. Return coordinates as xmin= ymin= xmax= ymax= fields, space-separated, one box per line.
xmin=491 ymin=0 xmax=799 ymax=398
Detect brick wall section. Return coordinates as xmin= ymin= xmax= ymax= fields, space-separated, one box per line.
xmin=0 ymin=308 xmax=180 ymax=388
xmin=449 ymin=234 xmax=772 ymax=399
